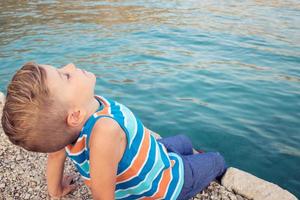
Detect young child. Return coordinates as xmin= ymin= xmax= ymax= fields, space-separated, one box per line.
xmin=1 ymin=62 xmax=226 ymax=200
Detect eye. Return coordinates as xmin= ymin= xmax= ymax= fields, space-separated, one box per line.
xmin=64 ymin=73 xmax=70 ymax=79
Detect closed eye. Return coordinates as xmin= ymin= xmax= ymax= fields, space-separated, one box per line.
xmin=64 ymin=73 xmax=70 ymax=79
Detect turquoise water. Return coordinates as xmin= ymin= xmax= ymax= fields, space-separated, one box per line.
xmin=0 ymin=0 xmax=299 ymax=197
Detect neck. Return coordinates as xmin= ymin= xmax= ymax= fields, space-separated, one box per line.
xmin=71 ymin=96 xmax=100 ymax=135
xmin=83 ymin=97 xmax=100 ymax=123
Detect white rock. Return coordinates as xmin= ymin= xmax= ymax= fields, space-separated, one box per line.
xmin=221 ymin=167 xmax=297 ymax=200
xmin=24 ymin=193 xmax=30 ymax=199
xmin=0 ymin=183 xmax=5 ymax=189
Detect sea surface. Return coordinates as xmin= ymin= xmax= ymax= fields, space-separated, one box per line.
xmin=0 ymin=0 xmax=299 ymax=197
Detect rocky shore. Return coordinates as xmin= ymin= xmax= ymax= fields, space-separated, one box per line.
xmin=0 ymin=92 xmax=297 ymax=200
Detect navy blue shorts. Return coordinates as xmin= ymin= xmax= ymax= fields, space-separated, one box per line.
xmin=157 ymin=134 xmax=226 ymax=200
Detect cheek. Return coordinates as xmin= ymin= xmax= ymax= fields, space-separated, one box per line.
xmin=56 ymin=89 xmax=72 ymax=105
xmin=79 ymin=80 xmax=93 ymax=94
xmin=84 ymin=75 xmax=95 ymax=88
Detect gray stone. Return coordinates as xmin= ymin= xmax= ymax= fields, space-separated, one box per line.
xmin=221 ymin=167 xmax=297 ymax=200
xmin=24 ymin=193 xmax=31 ymax=199
xmin=15 ymin=154 xmax=23 ymax=161
xmin=236 ymin=194 xmax=245 ymax=200
xmin=0 ymin=183 xmax=5 ymax=189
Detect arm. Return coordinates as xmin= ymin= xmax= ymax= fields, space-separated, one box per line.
xmin=90 ymin=118 xmax=122 ymax=200
xmin=46 ymin=148 xmax=76 ymax=197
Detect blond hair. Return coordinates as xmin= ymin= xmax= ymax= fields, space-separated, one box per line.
xmin=1 ymin=62 xmax=75 ymax=153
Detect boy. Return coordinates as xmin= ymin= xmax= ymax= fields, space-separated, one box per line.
xmin=1 ymin=62 xmax=226 ymax=199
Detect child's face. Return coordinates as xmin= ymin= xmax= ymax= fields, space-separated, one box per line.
xmin=41 ymin=63 xmax=96 ymax=108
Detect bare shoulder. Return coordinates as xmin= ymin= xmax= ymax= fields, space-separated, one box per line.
xmin=94 ymin=117 xmax=120 ymax=131
xmin=92 ymin=117 xmax=126 ymax=137
xmin=90 ymin=117 xmax=127 ymax=162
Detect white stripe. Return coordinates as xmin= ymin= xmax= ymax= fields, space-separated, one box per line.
xmin=65 ymin=135 xmax=87 ymax=156
xmin=108 ymin=104 xmax=111 ymax=114
xmin=67 ymin=148 xmax=85 ymax=157
xmin=96 ymin=95 xmax=108 ymax=105
xmin=169 ymin=153 xmax=184 ymax=200
xmin=117 ymin=102 xmax=138 ymax=148
xmin=79 ymin=159 xmax=90 ymax=174
xmin=70 ymin=158 xmax=80 ymax=165
xmin=118 ymin=102 xmax=128 ymax=127
xmin=81 ymin=175 xmax=91 ymax=181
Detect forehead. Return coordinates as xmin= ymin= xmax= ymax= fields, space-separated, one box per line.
xmin=40 ymin=64 xmax=62 ymax=92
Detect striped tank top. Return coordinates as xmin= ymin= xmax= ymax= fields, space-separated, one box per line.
xmin=65 ymin=95 xmax=184 ymax=200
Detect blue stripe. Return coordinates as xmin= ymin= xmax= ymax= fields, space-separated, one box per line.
xmin=116 ymin=135 xmax=156 ymax=190
xmin=164 ymin=155 xmax=182 ymax=200
xmin=68 ymin=151 xmax=87 ymax=164
xmin=80 ymin=160 xmax=90 ymax=172
xmin=75 ymin=163 xmax=90 ymax=178
xmin=158 ymin=142 xmax=171 ymax=168
xmin=117 ymin=118 xmax=144 ymax=174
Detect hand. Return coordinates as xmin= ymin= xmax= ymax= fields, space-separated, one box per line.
xmin=61 ymin=175 xmax=77 ymax=196
xmin=49 ymin=175 xmax=77 ymax=199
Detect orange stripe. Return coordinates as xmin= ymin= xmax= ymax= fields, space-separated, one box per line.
xmin=116 ymin=129 xmax=151 ymax=182
xmin=94 ymin=96 xmax=110 ymax=116
xmin=84 ymin=179 xmax=91 ymax=187
xmin=66 ymin=136 xmax=86 ymax=154
xmin=144 ymin=167 xmax=172 ymax=200
xmin=95 ymin=105 xmax=110 ymax=116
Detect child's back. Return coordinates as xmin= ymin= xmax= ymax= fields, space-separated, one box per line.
xmin=67 ymin=95 xmax=184 ymax=200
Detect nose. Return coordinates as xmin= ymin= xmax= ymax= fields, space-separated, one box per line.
xmin=62 ymin=63 xmax=76 ymax=72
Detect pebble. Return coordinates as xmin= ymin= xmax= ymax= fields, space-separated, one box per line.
xmin=0 ymin=183 xmax=5 ymax=189
xmin=236 ymin=195 xmax=245 ymax=200
xmin=24 ymin=193 xmax=31 ymax=199
xmin=16 ymin=154 xmax=23 ymax=161
xmin=30 ymin=181 xmax=37 ymax=187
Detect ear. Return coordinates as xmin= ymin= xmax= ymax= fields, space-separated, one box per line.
xmin=66 ymin=108 xmax=86 ymax=127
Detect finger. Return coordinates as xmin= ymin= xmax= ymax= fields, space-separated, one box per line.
xmin=62 ymin=183 xmax=77 ymax=196
xmin=64 ymin=175 xmax=76 ymax=185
